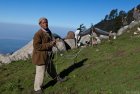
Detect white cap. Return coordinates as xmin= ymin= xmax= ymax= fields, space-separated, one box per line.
xmin=39 ymin=17 xmax=48 ymax=24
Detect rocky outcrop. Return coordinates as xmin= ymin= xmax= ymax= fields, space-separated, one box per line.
xmin=129 ymin=21 xmax=140 ymax=29
xmin=0 ymin=40 xmax=33 ymax=64
xmin=117 ymin=21 xmax=140 ymax=36
xmin=117 ymin=25 xmax=129 ymax=36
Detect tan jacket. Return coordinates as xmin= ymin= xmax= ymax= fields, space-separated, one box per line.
xmin=32 ymin=29 xmax=54 ymax=65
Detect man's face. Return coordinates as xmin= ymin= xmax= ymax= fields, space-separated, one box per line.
xmin=40 ymin=19 xmax=48 ymax=29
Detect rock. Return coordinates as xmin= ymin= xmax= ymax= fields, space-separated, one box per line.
xmin=1 ymin=56 xmax=11 ymax=64
xmin=79 ymin=35 xmax=90 ymax=44
xmin=117 ymin=25 xmax=129 ymax=36
xmin=10 ymin=40 xmax=33 ymax=61
xmin=0 ymin=40 xmax=33 ymax=64
xmin=52 ymin=39 xmax=66 ymax=52
xmin=64 ymin=39 xmax=76 ymax=49
xmin=0 ymin=54 xmax=12 ymax=64
xmin=128 ymin=21 xmax=139 ymax=29
xmin=99 ymin=35 xmax=109 ymax=40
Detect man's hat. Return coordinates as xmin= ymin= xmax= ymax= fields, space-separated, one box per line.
xmin=39 ymin=17 xmax=48 ymax=24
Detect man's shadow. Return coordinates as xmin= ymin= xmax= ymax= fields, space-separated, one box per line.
xmin=42 ymin=58 xmax=88 ymax=89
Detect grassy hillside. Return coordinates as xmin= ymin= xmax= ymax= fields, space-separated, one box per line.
xmin=0 ymin=30 xmax=140 ymax=94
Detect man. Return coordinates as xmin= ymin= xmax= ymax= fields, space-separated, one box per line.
xmin=32 ymin=17 xmax=65 ymax=94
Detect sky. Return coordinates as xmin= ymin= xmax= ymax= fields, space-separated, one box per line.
xmin=0 ymin=0 xmax=140 ymax=28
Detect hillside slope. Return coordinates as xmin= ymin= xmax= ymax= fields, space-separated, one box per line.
xmin=0 ymin=29 xmax=140 ymax=94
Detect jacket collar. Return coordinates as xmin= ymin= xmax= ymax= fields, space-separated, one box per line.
xmin=40 ymin=27 xmax=49 ymax=32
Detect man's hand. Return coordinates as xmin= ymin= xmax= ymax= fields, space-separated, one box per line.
xmin=51 ymin=40 xmax=56 ymax=46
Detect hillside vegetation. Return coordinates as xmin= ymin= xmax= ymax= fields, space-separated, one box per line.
xmin=0 ymin=29 xmax=140 ymax=94
xmin=95 ymin=4 xmax=140 ymax=32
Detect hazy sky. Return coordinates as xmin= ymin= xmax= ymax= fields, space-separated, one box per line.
xmin=0 ymin=0 xmax=140 ymax=28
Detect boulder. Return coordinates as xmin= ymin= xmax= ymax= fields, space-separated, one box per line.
xmin=117 ymin=25 xmax=129 ymax=36
xmin=52 ymin=39 xmax=66 ymax=52
xmin=64 ymin=39 xmax=76 ymax=49
xmin=128 ymin=21 xmax=139 ymax=29
xmin=99 ymin=35 xmax=109 ymax=40
xmin=10 ymin=40 xmax=33 ymax=61
xmin=79 ymin=35 xmax=90 ymax=44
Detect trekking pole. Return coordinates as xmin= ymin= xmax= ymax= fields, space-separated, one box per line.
xmin=47 ymin=52 xmax=58 ymax=80
xmin=48 ymin=52 xmax=52 ymax=74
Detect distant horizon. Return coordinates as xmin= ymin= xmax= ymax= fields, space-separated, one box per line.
xmin=0 ymin=22 xmax=76 ymax=40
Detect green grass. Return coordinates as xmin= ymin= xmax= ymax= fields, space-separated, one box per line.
xmin=1 ymin=31 xmax=140 ymax=94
